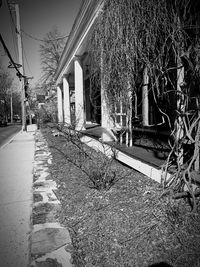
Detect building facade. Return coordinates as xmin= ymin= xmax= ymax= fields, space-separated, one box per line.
xmin=54 ymin=0 xmax=200 ymax=171
xmin=54 ymin=1 xmax=105 ymax=129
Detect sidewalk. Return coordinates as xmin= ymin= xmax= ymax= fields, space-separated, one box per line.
xmin=0 ymin=124 xmax=37 ymax=267
xmin=0 ymin=124 xmax=72 ymax=267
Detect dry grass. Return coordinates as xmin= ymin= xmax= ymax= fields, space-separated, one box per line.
xmin=42 ymin=127 xmax=200 ymax=267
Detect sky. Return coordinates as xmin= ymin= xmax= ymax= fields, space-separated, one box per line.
xmin=0 ymin=0 xmax=82 ymax=86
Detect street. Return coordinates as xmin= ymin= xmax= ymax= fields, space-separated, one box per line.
xmin=0 ymin=124 xmax=21 ymax=148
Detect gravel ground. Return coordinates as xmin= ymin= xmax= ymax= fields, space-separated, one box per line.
xmin=41 ymin=126 xmax=200 ymax=267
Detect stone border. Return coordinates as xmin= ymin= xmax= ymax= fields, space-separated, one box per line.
xmin=30 ymin=130 xmax=73 ymax=267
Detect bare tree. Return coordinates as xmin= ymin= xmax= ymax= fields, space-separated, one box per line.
xmin=0 ymin=68 xmax=13 ymax=120
xmin=37 ymin=27 xmax=66 ymax=124
xmin=39 ymin=26 xmax=66 ymax=88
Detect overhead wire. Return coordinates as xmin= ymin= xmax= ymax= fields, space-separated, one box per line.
xmin=6 ymin=0 xmax=34 ymax=79
xmin=4 ymin=0 xmax=69 ymax=82
xmin=6 ymin=0 xmax=17 ymax=30
xmin=10 ymin=19 xmax=18 ymax=61
xmin=6 ymin=0 xmax=18 ymax=63
xmin=1 ymin=1 xmax=31 ymax=80
xmin=22 ymin=41 xmax=33 ymax=77
xmin=0 ymin=33 xmax=25 ymax=79
xmin=19 ymin=30 xmax=69 ymax=82
xmin=20 ymin=29 xmax=69 ymax=42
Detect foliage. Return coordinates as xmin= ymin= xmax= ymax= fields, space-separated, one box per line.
xmin=36 ymin=100 xmax=58 ymax=127
xmin=0 ymin=68 xmax=14 ymax=118
xmin=0 ymin=68 xmax=13 ymax=94
xmin=89 ymin=0 xmax=200 ymax=209
xmin=26 ymin=86 xmax=38 ymax=114
xmin=11 ymin=90 xmax=21 ymax=116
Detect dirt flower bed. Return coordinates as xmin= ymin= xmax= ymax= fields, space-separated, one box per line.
xmin=41 ymin=126 xmax=200 ymax=267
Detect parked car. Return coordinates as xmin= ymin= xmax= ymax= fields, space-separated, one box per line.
xmin=13 ymin=114 xmax=21 ymax=123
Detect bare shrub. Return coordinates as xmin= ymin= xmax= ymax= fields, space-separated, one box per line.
xmin=48 ymin=123 xmax=126 ymax=191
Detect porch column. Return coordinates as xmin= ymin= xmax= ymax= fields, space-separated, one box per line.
xmin=101 ymin=86 xmax=110 ymax=129
xmin=100 ymin=51 xmax=116 ymax=141
xmin=57 ymin=84 xmax=63 ymax=123
xmin=100 ymin=51 xmax=113 ymax=129
xmin=63 ymin=75 xmax=71 ymax=125
xmin=74 ymin=57 xmax=85 ymax=130
xmin=142 ymin=67 xmax=149 ymax=126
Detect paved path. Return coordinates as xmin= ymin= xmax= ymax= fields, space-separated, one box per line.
xmin=0 ymin=125 xmax=36 ymax=267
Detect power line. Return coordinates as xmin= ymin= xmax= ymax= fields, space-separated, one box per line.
xmin=0 ymin=33 xmax=24 ymax=79
xmin=22 ymin=41 xmax=33 ymax=77
xmin=6 ymin=0 xmax=34 ymax=79
xmin=6 ymin=0 xmax=18 ymax=62
xmin=6 ymin=0 xmax=17 ymax=30
xmin=4 ymin=0 xmax=69 ymax=84
xmin=5 ymin=2 xmax=70 ymax=43
xmin=10 ymin=19 xmax=18 ymax=61
xmin=21 ymin=29 xmax=69 ymax=42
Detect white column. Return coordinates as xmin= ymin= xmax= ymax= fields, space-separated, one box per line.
xmin=74 ymin=57 xmax=85 ymax=130
xmin=63 ymin=75 xmax=71 ymax=125
xmin=142 ymin=67 xmax=149 ymax=126
xmin=100 ymin=50 xmax=113 ymax=130
xmin=101 ymin=84 xmax=110 ymax=129
xmin=57 ymin=84 xmax=63 ymax=123
xmin=101 ymin=84 xmax=116 ymax=141
xmin=100 ymin=52 xmax=116 ymax=141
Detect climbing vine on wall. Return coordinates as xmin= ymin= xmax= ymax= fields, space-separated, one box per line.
xmin=89 ymin=0 xmax=200 ymax=210
xmin=90 ymin=0 xmax=181 ymax=111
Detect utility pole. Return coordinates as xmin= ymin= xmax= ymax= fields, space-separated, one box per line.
xmin=10 ymin=91 xmax=13 ymax=124
xmin=15 ymin=3 xmax=26 ymax=131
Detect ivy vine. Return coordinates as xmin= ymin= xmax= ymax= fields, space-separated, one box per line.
xmin=89 ymin=0 xmax=200 ymax=210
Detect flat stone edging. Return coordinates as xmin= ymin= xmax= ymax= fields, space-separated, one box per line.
xmin=30 ymin=130 xmax=73 ymax=267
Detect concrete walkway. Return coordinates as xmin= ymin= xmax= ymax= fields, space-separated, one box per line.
xmin=0 ymin=124 xmax=36 ymax=267
xmin=0 ymin=124 xmax=73 ymax=266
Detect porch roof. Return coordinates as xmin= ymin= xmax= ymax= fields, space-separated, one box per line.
xmin=54 ymin=0 xmax=104 ymax=84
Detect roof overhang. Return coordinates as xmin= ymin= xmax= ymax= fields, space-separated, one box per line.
xmin=54 ymin=0 xmax=104 ymax=84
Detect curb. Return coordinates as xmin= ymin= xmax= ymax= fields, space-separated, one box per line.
xmin=30 ymin=130 xmax=73 ymax=267
xmin=0 ymin=124 xmax=37 ymax=151
xmin=0 ymin=129 xmax=21 ymax=151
